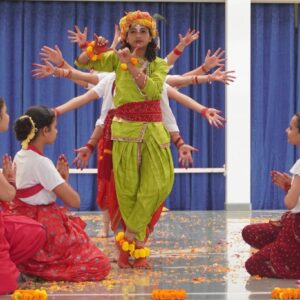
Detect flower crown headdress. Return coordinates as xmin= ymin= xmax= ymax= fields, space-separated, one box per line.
xmin=119 ymin=10 xmax=157 ymax=40
xmin=19 ymin=115 xmax=37 ymax=149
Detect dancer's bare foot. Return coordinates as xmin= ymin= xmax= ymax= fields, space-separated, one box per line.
xmin=133 ymin=257 xmax=152 ymax=269
xmin=100 ymin=222 xmax=110 ymax=238
xmin=117 ymin=249 xmax=132 ymax=268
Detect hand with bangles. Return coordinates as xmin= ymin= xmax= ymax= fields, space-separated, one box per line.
xmin=178 ymin=144 xmax=199 ymax=169
xmin=56 ymin=154 xmax=69 ymax=181
xmin=72 ymin=146 xmax=93 ymax=170
xmin=32 ymin=60 xmax=71 ymax=79
xmin=2 ymin=154 xmax=16 ymax=187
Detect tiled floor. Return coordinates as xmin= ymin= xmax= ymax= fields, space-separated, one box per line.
xmin=1 ymin=210 xmax=298 ymax=299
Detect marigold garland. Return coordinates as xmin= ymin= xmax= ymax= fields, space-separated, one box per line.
xmin=131 ymin=246 xmax=150 ymax=259
xmin=152 ymin=289 xmax=186 ymax=300
xmin=19 ymin=115 xmax=36 ymax=150
xmin=115 ymin=231 xmax=135 ymax=252
xmin=11 ymin=289 xmax=48 ymax=300
xmin=271 ymin=287 xmax=300 ymax=299
xmin=86 ymin=41 xmax=103 ymax=61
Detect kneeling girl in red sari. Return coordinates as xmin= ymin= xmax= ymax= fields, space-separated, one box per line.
xmin=8 ymin=105 xmax=110 ymax=282
xmin=243 ymin=112 xmax=300 ymax=278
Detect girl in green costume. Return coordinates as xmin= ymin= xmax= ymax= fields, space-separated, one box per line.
xmin=76 ymin=11 xmax=174 ymax=269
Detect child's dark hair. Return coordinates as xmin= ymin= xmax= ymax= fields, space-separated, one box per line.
xmin=121 ymin=30 xmax=158 ymax=62
xmin=14 ymin=105 xmax=55 ymax=142
xmin=0 ymin=97 xmax=5 ymax=117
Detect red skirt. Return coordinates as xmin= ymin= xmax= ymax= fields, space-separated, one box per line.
xmin=9 ymin=199 xmax=110 ymax=282
xmin=0 ymin=212 xmax=46 ymax=294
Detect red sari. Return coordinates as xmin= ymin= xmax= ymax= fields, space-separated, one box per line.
xmin=7 ymin=146 xmax=110 ymax=282
xmin=0 ymin=212 xmax=46 ymax=294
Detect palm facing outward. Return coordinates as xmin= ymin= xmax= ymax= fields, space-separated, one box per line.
xmin=203 ymin=108 xmax=226 ymax=128
xmin=178 ymin=144 xmax=199 ymax=169
xmin=178 ymin=28 xmax=200 ymax=47
xmin=68 ymin=25 xmax=88 ymax=47
xmin=204 ymin=48 xmax=226 ymax=70
xmin=32 ymin=60 xmax=56 ymax=79
xmin=40 ymin=45 xmax=64 ymax=66
xmin=211 ymin=67 xmax=236 ymax=85
xmin=73 ymin=146 xmax=92 ymax=170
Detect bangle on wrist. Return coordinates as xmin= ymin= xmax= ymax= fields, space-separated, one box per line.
xmin=176 ymin=142 xmax=185 ymax=150
xmin=173 ymin=48 xmax=182 ymax=56
xmin=80 ymin=41 xmax=89 ymax=50
xmin=201 ymin=64 xmax=209 ymax=73
xmin=85 ymin=143 xmax=95 ymax=152
xmin=207 ymin=74 xmax=213 ymax=84
xmin=200 ymin=108 xmax=208 ymax=118
xmin=57 ymin=60 xmax=65 ymax=68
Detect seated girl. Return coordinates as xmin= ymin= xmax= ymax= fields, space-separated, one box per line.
xmin=0 ymin=98 xmax=46 ymax=294
xmin=8 ymin=105 xmax=110 ymax=282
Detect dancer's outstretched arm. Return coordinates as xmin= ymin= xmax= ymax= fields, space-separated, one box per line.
xmin=165 ymin=29 xmax=199 ymax=67
xmin=166 ymin=85 xmax=225 ymax=128
xmin=183 ymin=48 xmax=226 ymax=76
xmin=32 ymin=58 xmax=99 ymax=85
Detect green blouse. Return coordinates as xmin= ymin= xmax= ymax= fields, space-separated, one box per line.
xmin=75 ymin=51 xmax=170 ymax=144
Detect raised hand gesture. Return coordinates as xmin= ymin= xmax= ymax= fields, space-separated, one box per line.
xmin=178 ymin=28 xmax=200 ymax=47
xmin=40 ymin=45 xmax=64 ymax=66
xmin=68 ymin=25 xmax=88 ymax=47
xmin=204 ymin=48 xmax=226 ymax=71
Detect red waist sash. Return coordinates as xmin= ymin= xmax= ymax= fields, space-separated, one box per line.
xmin=16 ymin=184 xmax=43 ymax=198
xmin=99 ymin=100 xmax=162 ymax=180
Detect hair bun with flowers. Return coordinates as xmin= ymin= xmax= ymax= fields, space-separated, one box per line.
xmin=119 ymin=10 xmax=157 ymax=40
xmin=18 ymin=115 xmax=37 ymax=149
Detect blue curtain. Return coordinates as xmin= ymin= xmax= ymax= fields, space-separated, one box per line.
xmin=251 ymin=4 xmax=296 ymax=209
xmin=0 ymin=1 xmax=225 ymax=210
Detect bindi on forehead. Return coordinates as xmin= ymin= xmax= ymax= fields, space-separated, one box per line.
xmin=130 ymin=24 xmax=148 ymax=32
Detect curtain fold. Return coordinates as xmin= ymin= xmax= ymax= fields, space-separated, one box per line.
xmin=251 ymin=4 xmax=295 ymax=209
xmin=0 ymin=1 xmax=225 ymax=211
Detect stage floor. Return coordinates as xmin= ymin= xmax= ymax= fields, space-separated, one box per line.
xmin=1 ymin=210 xmax=297 ymax=300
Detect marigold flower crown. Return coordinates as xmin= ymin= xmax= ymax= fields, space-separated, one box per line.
xmin=119 ymin=10 xmax=157 ymax=40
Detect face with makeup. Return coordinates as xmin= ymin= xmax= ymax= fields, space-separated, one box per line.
xmin=126 ymin=24 xmax=152 ymax=50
